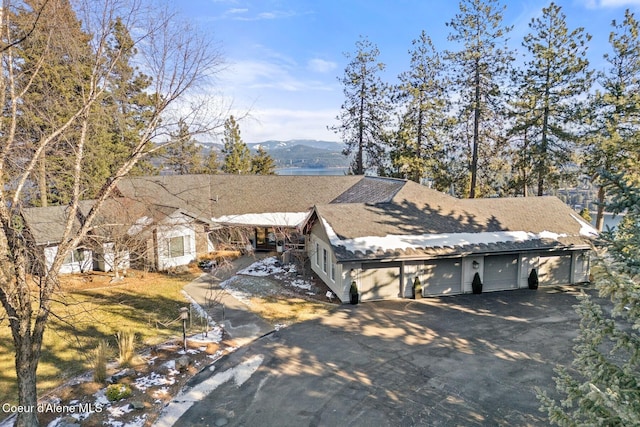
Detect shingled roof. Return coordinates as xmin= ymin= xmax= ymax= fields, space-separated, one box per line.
xmin=23 ymin=198 xmax=188 ymax=246
xmin=310 ymin=181 xmax=597 ymax=261
xmin=115 ymin=175 xmax=363 ymax=221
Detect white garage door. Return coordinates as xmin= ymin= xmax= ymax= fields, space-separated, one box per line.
xmin=539 ymin=254 xmax=572 ymax=285
xmin=360 ymin=264 xmax=401 ymax=301
xmin=484 ymin=254 xmax=519 ymax=292
xmin=421 ymin=259 xmax=462 ymax=296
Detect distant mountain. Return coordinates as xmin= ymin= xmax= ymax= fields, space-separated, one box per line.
xmin=196 ymin=139 xmax=349 ymax=169
xmin=248 ymin=139 xmax=343 ymax=151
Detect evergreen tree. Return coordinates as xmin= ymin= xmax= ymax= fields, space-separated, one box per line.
xmin=330 ymin=36 xmax=391 ymax=175
xmin=201 ymin=149 xmax=220 ymax=174
xmin=586 ymin=10 xmax=640 ymax=231
xmin=101 ymin=16 xmax=158 ymax=179
xmin=520 ymin=2 xmax=593 ymax=196
xmin=251 ymin=146 xmax=276 ymax=175
xmin=506 ymin=71 xmax=539 ymax=196
xmin=12 ymin=0 xmax=93 ymax=206
xmin=164 ymin=119 xmax=203 ymax=175
xmin=386 ymin=31 xmax=451 ymax=190
xmin=445 ymin=0 xmax=513 ymax=198
xmin=537 ymin=169 xmax=640 ymax=426
xmin=221 ymin=115 xmax=251 ymax=174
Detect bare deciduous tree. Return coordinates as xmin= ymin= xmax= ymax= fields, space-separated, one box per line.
xmin=0 ymin=0 xmax=225 ymax=425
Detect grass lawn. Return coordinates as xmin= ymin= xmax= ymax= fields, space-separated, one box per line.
xmin=0 ymin=268 xmax=202 ymax=406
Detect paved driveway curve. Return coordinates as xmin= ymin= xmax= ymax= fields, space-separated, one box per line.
xmin=177 ymin=286 xmax=590 ymax=427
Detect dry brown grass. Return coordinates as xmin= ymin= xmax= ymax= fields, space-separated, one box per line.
xmin=0 ymin=268 xmax=201 ymax=406
xmin=248 ymin=295 xmax=336 ymax=325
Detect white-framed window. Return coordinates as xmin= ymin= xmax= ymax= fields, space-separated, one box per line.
xmin=169 ymin=236 xmax=186 ymax=258
xmin=323 ymin=248 xmax=327 ymax=273
xmin=331 ymin=262 xmax=336 ymax=282
xmin=64 ymin=248 xmax=85 ymax=264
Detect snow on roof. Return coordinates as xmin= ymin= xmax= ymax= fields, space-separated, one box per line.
xmin=570 ymin=213 xmax=599 ymax=237
xmin=321 ymin=218 xmax=567 ymax=255
xmin=212 ymin=212 xmax=309 ymax=227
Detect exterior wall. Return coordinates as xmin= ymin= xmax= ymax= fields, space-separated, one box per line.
xmin=155 ymin=214 xmax=198 ymax=271
xmin=308 ymin=222 xmax=345 ymax=300
xmin=94 ymin=242 xmax=130 ymax=272
xmin=194 ymin=223 xmax=212 ymax=256
xmin=44 ymin=246 xmax=93 ymax=274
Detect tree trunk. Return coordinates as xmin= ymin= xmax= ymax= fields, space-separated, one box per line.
xmin=469 ymin=60 xmax=481 ymax=199
xmin=37 ymin=153 xmax=47 ymax=207
xmin=15 ymin=340 xmax=40 ymax=427
xmin=595 ymin=185 xmax=606 ymax=232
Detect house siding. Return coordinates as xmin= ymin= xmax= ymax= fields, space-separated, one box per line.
xmin=44 ymin=246 xmax=93 ymax=274
xmin=155 ymin=214 xmax=198 ymax=271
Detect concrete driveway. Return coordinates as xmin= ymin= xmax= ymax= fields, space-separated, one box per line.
xmin=175 ymin=286 xmax=591 ymax=426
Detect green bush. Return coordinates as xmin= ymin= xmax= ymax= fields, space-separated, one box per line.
xmin=106 ymin=383 xmax=132 ymax=401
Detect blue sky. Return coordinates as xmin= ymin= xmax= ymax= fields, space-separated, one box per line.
xmin=180 ymin=0 xmax=640 ymax=143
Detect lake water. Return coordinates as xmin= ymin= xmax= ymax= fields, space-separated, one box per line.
xmin=595 ymin=213 xmax=625 ymax=231
xmin=275 ymin=167 xmax=348 ymax=176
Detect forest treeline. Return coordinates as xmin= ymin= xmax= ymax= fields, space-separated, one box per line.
xmin=331 ymin=0 xmax=639 ymax=231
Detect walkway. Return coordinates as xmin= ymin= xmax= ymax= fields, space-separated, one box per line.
xmin=182 ymin=254 xmax=274 ymax=347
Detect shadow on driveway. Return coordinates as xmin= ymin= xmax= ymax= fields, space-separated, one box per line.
xmin=178 ymin=285 xmax=591 ymax=427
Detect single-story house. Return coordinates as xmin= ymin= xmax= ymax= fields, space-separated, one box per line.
xmin=24 ymin=174 xmax=597 ymax=299
xmin=23 ymin=197 xmax=213 ymax=274
xmin=114 ymin=174 xmax=363 ymax=253
xmin=303 ymin=178 xmax=597 ymax=302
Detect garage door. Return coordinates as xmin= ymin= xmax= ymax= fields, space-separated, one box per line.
xmin=421 ymin=259 xmax=462 ymax=296
xmin=360 ymin=264 xmax=401 ymax=301
xmin=483 ymin=254 xmax=519 ymax=292
xmin=539 ymin=254 xmax=572 ymax=285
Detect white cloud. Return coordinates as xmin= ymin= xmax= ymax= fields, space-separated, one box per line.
xmin=220 ymin=58 xmax=335 ymax=92
xmin=234 ymin=107 xmax=340 ymax=142
xmin=307 ymin=58 xmax=338 ymax=73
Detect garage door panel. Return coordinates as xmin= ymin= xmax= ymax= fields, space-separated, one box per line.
xmin=539 ymin=255 xmax=571 ymax=285
xmin=360 ymin=266 xmax=400 ymax=301
xmin=484 ymin=255 xmax=519 ymax=291
xmin=422 ymin=260 xmax=462 ymax=296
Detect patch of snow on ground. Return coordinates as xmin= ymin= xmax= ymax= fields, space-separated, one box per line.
xmin=107 ymin=404 xmax=133 ymax=418
xmin=238 ymin=257 xmax=288 ymax=276
xmin=135 ymin=372 xmax=176 ymax=392
xmin=94 ymin=389 xmax=110 ymax=406
xmin=288 ymin=278 xmax=313 ymax=291
xmin=220 ymin=276 xmax=252 ymax=305
xmin=181 ymin=291 xmax=223 ymax=343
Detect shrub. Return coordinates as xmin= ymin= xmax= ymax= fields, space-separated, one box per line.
xmin=106 ymin=383 xmax=132 ymax=401
xmin=116 ymin=330 xmax=136 ymax=367
xmin=92 ymin=340 xmax=109 ymax=383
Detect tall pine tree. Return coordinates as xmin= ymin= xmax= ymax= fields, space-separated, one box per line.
xmin=221 ymin=115 xmax=252 ymax=174
xmin=520 ymin=2 xmax=593 ymax=196
xmin=164 ymin=119 xmax=203 ymax=175
xmin=330 ymin=36 xmax=391 ymax=175
xmin=586 ymin=10 xmax=640 ymax=230
xmin=387 ymin=31 xmax=451 ymax=189
xmin=251 ymin=146 xmax=276 ymax=175
xmin=537 ymin=171 xmax=640 ymax=425
xmin=445 ymin=0 xmax=513 ymax=198
xmin=13 ymin=0 xmax=93 ymax=206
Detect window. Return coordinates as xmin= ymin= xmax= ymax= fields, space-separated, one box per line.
xmin=64 ymin=248 xmax=85 ymax=264
xmin=169 ymin=236 xmax=185 ymax=258
xmin=315 ymin=243 xmax=320 ymax=265
xmin=331 ymin=262 xmax=336 ymax=282
xmin=323 ymin=248 xmax=327 ymax=273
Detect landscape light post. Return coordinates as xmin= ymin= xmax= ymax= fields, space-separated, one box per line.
xmin=180 ymin=307 xmax=189 ymax=351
